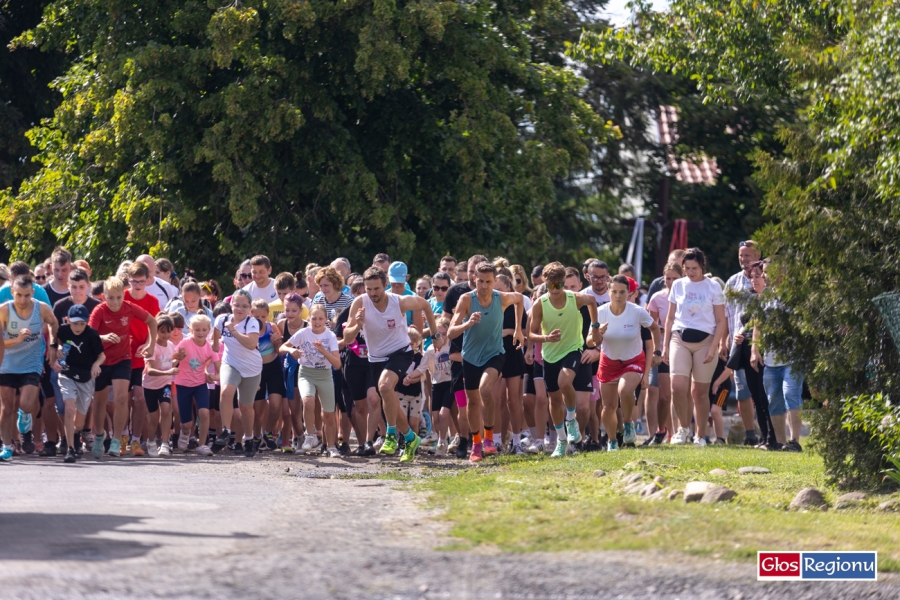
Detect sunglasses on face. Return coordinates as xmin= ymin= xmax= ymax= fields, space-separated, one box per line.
xmin=739 ymin=241 xmax=757 ymax=248
xmin=301 ymin=292 xmax=309 ymax=298
xmin=432 ymin=285 xmax=449 ymax=292
xmin=239 ymin=273 xmax=252 ymax=280
xmin=515 ymin=278 xmax=522 ymax=285
xmin=35 ymin=275 xmax=47 ymax=281
xmin=548 ymin=281 xmax=564 ymax=290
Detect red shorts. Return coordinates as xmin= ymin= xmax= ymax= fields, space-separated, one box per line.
xmin=597 ymin=352 xmax=645 ymax=383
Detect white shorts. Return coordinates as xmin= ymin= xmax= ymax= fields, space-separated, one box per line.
xmin=399 ymin=393 xmax=424 ymax=422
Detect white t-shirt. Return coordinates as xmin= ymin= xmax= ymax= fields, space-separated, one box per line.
xmin=288 ymin=327 xmax=339 ymax=370
xmin=582 ymin=286 xmax=610 ymax=307
xmin=147 ymin=277 xmax=179 ymax=310
xmin=423 ymin=346 xmax=452 ymax=384
xmin=668 ymin=277 xmax=725 ymax=335
xmin=214 ymin=314 xmax=263 ymax=377
xmin=242 ymin=278 xmax=278 ymax=303
xmin=597 ymin=303 xmax=654 ymax=360
xmin=647 ymin=289 xmax=670 ymax=326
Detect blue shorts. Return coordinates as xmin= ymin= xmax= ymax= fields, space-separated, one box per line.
xmin=176 ymin=384 xmax=210 ymax=424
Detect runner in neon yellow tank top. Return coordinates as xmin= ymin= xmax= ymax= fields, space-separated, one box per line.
xmin=530 ymin=262 xmax=605 ymax=458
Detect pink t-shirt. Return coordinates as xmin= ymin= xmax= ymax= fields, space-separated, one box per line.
xmin=647 ymin=289 xmax=670 ymax=326
xmin=174 ymin=338 xmax=218 ymax=387
xmin=143 ymin=341 xmax=175 ymax=391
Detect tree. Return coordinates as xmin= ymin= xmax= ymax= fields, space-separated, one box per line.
xmin=1 ymin=0 xmax=613 ymax=279
xmin=575 ymin=0 xmax=900 ymax=488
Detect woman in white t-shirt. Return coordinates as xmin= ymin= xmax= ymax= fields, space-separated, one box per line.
xmin=661 ymin=248 xmax=726 ymax=446
xmin=211 ymin=289 xmax=263 ymax=457
xmin=280 ymin=304 xmax=342 ymax=457
xmin=596 ymin=275 xmax=659 ymax=451
xmin=645 ymin=260 xmax=683 ymax=445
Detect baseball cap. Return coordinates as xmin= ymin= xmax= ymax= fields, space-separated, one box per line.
xmin=68 ymin=304 xmax=90 ymax=323
xmin=388 ymin=261 xmax=408 ymax=284
xmin=626 ymin=277 xmax=639 ymax=294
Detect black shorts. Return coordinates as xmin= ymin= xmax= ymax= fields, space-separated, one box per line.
xmin=129 ymin=366 xmax=143 ymax=390
xmin=343 ymin=362 xmax=375 ymax=402
xmin=657 ymin=362 xmax=670 ymax=374
xmin=254 ymin=360 xmax=286 ymax=400
xmin=543 ymin=350 xmax=585 ymax=393
xmin=333 ymin=367 xmax=352 ymax=415
xmin=431 ymin=381 xmax=454 ymax=411
xmin=501 ymin=345 xmax=526 ymax=379
xmin=145 ymin=385 xmax=173 ymax=413
xmin=450 ymin=360 xmax=465 ymax=393
xmin=0 ymin=372 xmax=41 ymax=391
xmin=207 ymin=385 xmax=237 ymax=411
xmin=575 ymin=359 xmax=595 ymax=393
xmin=462 ymin=354 xmax=505 ymax=390
xmin=96 ymin=360 xmax=133 ymax=392
xmin=369 ymin=349 xmax=415 ymax=388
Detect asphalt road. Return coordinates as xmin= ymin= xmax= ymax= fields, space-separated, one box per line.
xmin=1 ymin=453 xmax=896 ymax=600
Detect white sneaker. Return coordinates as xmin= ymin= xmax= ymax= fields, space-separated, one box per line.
xmin=447 ymin=434 xmax=460 ymax=452
xmin=693 ymin=436 xmax=707 ymax=447
xmin=435 ymin=440 xmax=448 ymax=456
xmin=147 ymin=441 xmax=159 ymax=458
xmin=301 ymin=434 xmax=320 ymax=452
xmin=526 ymin=440 xmax=545 ymax=454
xmin=670 ymin=427 xmax=691 ymax=445
xmin=197 ymin=444 xmax=213 ymax=456
xmin=326 ymin=446 xmax=341 ymax=458
xmin=158 ymin=443 xmax=172 ymax=456
xmin=519 ymin=434 xmax=532 ymax=451
xmin=177 ymin=432 xmax=190 ymax=452
xmin=373 ymin=436 xmax=385 ymax=451
xmin=422 ymin=430 xmax=439 ymax=444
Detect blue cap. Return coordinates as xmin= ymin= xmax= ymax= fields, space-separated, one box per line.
xmin=388 ymin=261 xmax=408 ymax=284
xmin=68 ymin=304 xmax=90 ymax=323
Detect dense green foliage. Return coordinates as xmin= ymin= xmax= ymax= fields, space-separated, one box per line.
xmin=1 ymin=0 xmax=616 ymax=277
xmin=576 ymin=0 xmax=900 ymax=488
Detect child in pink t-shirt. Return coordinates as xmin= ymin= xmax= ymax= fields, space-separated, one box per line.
xmin=173 ymin=314 xmax=220 ymax=456
xmin=144 ymin=314 xmax=184 ymax=457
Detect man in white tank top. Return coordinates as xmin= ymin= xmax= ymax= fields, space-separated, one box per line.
xmin=343 ymin=267 xmax=443 ymax=463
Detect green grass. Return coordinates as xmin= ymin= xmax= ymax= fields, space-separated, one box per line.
xmin=415 ymin=445 xmax=900 ymax=571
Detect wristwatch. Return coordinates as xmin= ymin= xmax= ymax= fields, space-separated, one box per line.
xmin=653 ymin=350 xmax=662 ymax=356
xmin=433 ymin=333 xmax=442 ymax=340
xmin=590 ymin=322 xmax=601 ymax=329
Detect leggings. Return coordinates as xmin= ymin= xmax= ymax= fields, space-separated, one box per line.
xmin=176 ymin=384 xmax=210 ymax=424
xmin=743 ymin=363 xmax=775 ymax=445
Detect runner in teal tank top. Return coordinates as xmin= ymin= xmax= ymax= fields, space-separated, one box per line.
xmin=0 ymin=277 xmax=59 ymax=462
xmin=530 ymin=262 xmax=603 ymax=458
xmin=448 ymin=262 xmax=525 ymax=463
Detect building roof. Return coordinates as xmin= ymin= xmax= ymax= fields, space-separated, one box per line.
xmin=657 ymin=105 xmax=719 ymax=185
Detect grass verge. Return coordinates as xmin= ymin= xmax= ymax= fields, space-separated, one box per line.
xmin=416 ymin=444 xmax=900 ymax=571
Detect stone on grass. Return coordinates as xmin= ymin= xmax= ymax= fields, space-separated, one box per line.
xmin=700 ymin=486 xmax=738 ymax=503
xmin=709 ymin=468 xmax=730 ymax=476
xmin=737 ymin=466 xmax=771 ymax=475
xmin=667 ymin=490 xmax=682 ymax=501
xmin=624 ymin=473 xmax=645 ymax=485
xmin=653 ymin=475 xmax=667 ymax=486
xmin=878 ymin=500 xmax=899 ymax=512
xmin=593 ymin=469 xmax=606 ymax=478
xmin=834 ymin=492 xmax=867 ymax=510
xmin=624 ymin=482 xmax=645 ymax=494
xmin=684 ymin=481 xmax=716 ymax=502
xmin=789 ymin=488 xmax=828 ymax=511
xmin=640 ymin=482 xmax=662 ymax=497
xmin=642 ymin=488 xmax=668 ymax=501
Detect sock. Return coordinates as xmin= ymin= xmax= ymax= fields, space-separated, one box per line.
xmin=554 ymin=422 xmax=564 ymax=435
xmin=472 ymin=432 xmax=482 ymax=445
xmin=243 ymin=435 xmax=252 ymax=442
xmin=386 ymin=425 xmax=397 ymax=437
xmin=484 ymin=426 xmax=494 ymax=442
xmin=529 ymin=426 xmax=537 ymax=437
xmin=565 ymin=407 xmax=576 ymax=421
xmin=403 ymin=428 xmax=416 ymax=443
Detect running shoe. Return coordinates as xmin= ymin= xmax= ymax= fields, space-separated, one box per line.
xmin=120 ymin=434 xmax=129 ymax=453
xmin=58 ymin=438 xmax=68 ymax=455
xmin=263 ymin=433 xmax=277 ymax=450
xmin=39 ymin=442 xmax=58 ymax=457
xmin=301 ymin=434 xmax=321 ymax=452
xmin=282 ymin=444 xmax=295 ymax=454
xmin=640 ymin=436 xmax=654 ymax=447
xmin=244 ymin=439 xmax=256 ymax=458
xmin=743 ymin=432 xmax=759 ymax=446
xmin=158 ymin=443 xmax=172 ymax=456
xmin=483 ymin=438 xmax=498 ymax=456
xmin=550 ymin=438 xmax=567 ymax=458
xmin=74 ymin=432 xmax=84 ymax=455
xmin=178 ymin=432 xmax=190 ymax=452
xmin=130 ymin=440 xmax=145 ymax=457
xmin=400 ymin=433 xmax=420 ymax=463
xmin=650 ymin=430 xmax=667 ymax=446
xmin=251 ymin=437 xmax=261 ymax=454
xmin=64 ymin=447 xmax=77 ymax=463
xmin=782 ymin=440 xmax=802 ymax=452
xmin=82 ymin=430 xmax=93 ymax=452
xmin=108 ymin=437 xmax=122 ymax=457
xmin=469 ymin=442 xmax=483 ymax=463
xmin=436 ymin=440 xmax=448 ymax=456
xmin=363 ymin=440 xmax=376 ymax=456
xmin=21 ymin=430 xmax=35 ymax=454
xmin=0 ymin=445 xmax=12 ymax=462
xmin=197 ymin=445 xmax=213 ymax=456
xmin=511 ymin=443 xmax=526 ymax=455
xmin=447 ymin=434 xmax=460 ymax=453
xmin=327 ymin=446 xmax=341 ymax=458
xmin=147 ymin=441 xmax=158 ymax=457
xmin=188 ymin=437 xmax=200 ymax=451
xmin=607 ymin=440 xmax=619 ymax=452
xmin=338 ymin=442 xmax=351 ymax=456
xmin=379 ymin=434 xmax=399 ymax=456
xmin=762 ymin=441 xmax=783 ymax=451
xmin=670 ymin=427 xmax=691 ymax=445
xmin=373 ymin=435 xmax=385 ymax=451
xmin=623 ymin=421 xmax=637 ymax=445
xmin=92 ymin=433 xmax=106 ymax=459
xmin=526 ymin=439 xmax=545 ymax=454
xmin=232 ymin=441 xmax=243 ymax=453
xmin=455 ymin=436 xmax=469 ymax=459
xmin=713 ymin=437 xmax=727 ymax=445
xmin=693 ymin=435 xmax=707 ymax=447
xmin=565 ymin=419 xmax=582 ymax=444
xmin=565 ymin=441 xmax=576 ymax=455
xmin=212 ymin=428 xmax=230 ymax=454
xmin=616 ymin=431 xmax=624 ymax=447
xmin=17 ymin=409 xmax=32 ymax=434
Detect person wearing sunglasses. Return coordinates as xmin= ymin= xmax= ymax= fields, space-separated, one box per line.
xmin=0 ymin=261 xmax=52 ymax=307
xmin=224 ymin=260 xmax=252 ymax=305
xmin=33 ymin=263 xmax=49 ymax=286
xmin=530 ymin=262 xmax=603 ymax=458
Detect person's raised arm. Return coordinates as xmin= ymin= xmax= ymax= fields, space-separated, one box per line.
xmin=447 ymin=294 xmax=474 ymax=340
xmin=502 ymin=292 xmax=526 ymax=349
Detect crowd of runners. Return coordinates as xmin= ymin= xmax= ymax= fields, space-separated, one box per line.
xmin=0 ymin=241 xmax=805 ymax=464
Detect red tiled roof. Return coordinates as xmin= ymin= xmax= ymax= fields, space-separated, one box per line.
xmin=658 ymin=105 xmax=719 ymax=185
